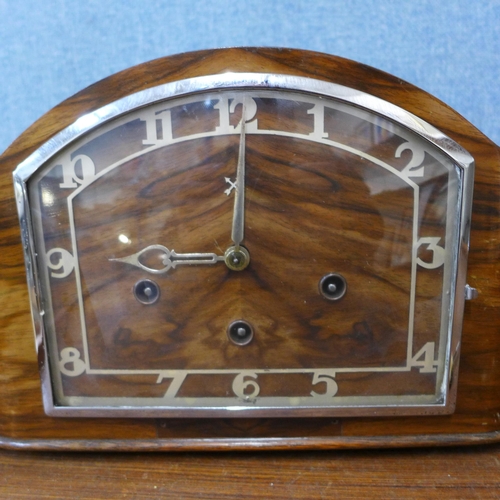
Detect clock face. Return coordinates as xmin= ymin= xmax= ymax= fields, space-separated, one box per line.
xmin=16 ymin=74 xmax=473 ymax=417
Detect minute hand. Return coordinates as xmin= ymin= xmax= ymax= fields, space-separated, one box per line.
xmin=231 ymin=112 xmax=246 ymax=248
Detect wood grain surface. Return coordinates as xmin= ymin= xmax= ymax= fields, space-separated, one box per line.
xmin=1 ymin=446 xmax=499 ymax=499
xmin=1 ymin=47 xmax=500 ymax=450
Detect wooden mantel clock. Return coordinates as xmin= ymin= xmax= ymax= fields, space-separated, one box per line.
xmin=1 ymin=47 xmax=499 ymax=451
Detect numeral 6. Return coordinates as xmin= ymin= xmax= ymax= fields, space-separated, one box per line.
xmin=232 ymin=372 xmax=260 ymax=399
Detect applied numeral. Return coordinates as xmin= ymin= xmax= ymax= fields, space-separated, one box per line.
xmin=46 ymin=248 xmax=75 ymax=278
xmin=232 ymin=372 xmax=260 ymax=399
xmin=396 ymin=141 xmax=426 ymax=178
xmin=307 ymin=103 xmax=328 ymax=140
xmin=410 ymin=342 xmax=437 ymax=373
xmin=310 ymin=371 xmax=338 ymax=398
xmin=214 ymin=96 xmax=258 ymax=134
xmin=141 ymin=109 xmax=173 ymax=146
xmin=158 ymin=372 xmax=187 ymax=399
xmin=416 ymin=237 xmax=445 ymax=269
xmin=59 ymin=154 xmax=96 ymax=189
xmin=59 ymin=347 xmax=86 ymax=377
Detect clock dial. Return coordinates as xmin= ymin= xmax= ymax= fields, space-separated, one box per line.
xmin=20 ymin=77 xmax=473 ymax=417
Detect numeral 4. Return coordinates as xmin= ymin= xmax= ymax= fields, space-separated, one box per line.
xmin=410 ymin=342 xmax=437 ymax=373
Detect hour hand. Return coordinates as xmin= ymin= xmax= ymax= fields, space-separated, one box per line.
xmin=109 ymin=244 xmax=224 ymax=274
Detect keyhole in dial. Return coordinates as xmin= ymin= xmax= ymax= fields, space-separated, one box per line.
xmin=319 ymin=273 xmax=347 ymax=301
xmin=133 ymin=279 xmax=160 ymax=305
xmin=227 ymin=320 xmax=254 ymax=346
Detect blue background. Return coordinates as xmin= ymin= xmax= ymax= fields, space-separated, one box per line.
xmin=0 ymin=0 xmax=499 ymax=154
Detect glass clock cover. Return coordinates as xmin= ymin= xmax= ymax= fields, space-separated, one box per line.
xmin=14 ymin=73 xmax=474 ymax=417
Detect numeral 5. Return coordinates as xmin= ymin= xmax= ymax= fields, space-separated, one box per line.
xmin=311 ymin=372 xmax=338 ymax=398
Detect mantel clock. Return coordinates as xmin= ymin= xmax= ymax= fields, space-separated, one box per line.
xmin=1 ymin=48 xmax=499 ymax=450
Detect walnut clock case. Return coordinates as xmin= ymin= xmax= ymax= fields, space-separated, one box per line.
xmin=1 ymin=48 xmax=499 ymax=451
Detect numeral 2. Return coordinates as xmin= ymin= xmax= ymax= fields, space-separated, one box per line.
xmin=396 ymin=141 xmax=425 ymax=178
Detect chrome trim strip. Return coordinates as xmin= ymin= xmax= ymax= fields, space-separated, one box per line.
xmin=13 ymin=73 xmax=474 ymax=183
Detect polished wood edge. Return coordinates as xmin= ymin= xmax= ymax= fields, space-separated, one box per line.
xmin=1 ymin=431 xmax=499 ymax=452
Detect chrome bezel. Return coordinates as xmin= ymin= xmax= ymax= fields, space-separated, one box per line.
xmin=13 ymin=73 xmax=475 ymax=418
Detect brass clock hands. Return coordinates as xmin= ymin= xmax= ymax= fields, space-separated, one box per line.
xmin=111 ymin=108 xmax=251 ymax=275
xmin=109 ymin=244 xmax=224 ymax=274
xmin=231 ymin=108 xmax=246 ymax=248
xmin=224 ymin=107 xmax=251 ymax=271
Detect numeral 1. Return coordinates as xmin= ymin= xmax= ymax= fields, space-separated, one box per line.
xmin=307 ymin=103 xmax=328 ymax=140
